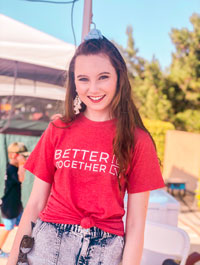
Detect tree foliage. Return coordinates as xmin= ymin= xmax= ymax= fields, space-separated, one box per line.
xmin=169 ymin=13 xmax=200 ymax=110
xmin=133 ymin=58 xmax=173 ymax=121
xmin=119 ymin=14 xmax=200 ymax=133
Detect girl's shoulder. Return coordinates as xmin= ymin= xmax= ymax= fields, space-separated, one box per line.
xmin=134 ymin=127 xmax=151 ymax=142
xmin=50 ymin=114 xmax=82 ymax=129
xmin=133 ymin=127 xmax=155 ymax=151
xmin=50 ymin=118 xmax=68 ymax=128
xmin=43 ymin=119 xmax=70 ymax=138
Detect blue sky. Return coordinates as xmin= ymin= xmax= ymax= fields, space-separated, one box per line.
xmin=1 ymin=0 xmax=200 ymax=69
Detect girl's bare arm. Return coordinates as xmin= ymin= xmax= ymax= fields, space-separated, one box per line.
xmin=121 ymin=191 xmax=150 ymax=265
xmin=7 ymin=177 xmax=51 ymax=265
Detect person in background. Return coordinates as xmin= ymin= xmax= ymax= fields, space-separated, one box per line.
xmin=8 ymin=30 xmax=165 ymax=265
xmin=0 ymin=142 xmax=29 ymax=258
xmin=32 ymin=107 xmax=50 ymax=122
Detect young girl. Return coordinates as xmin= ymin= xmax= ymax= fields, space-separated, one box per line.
xmin=7 ymin=30 xmax=165 ymax=265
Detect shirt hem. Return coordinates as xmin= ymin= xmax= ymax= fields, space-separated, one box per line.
xmin=39 ymin=215 xmax=124 ymax=236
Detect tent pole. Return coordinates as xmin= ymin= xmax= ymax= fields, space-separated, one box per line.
xmin=81 ymin=0 xmax=92 ymax=42
xmin=0 ymin=61 xmax=17 ymax=133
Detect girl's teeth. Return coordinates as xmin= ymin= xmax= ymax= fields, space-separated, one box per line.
xmin=90 ymin=96 xmax=104 ymax=100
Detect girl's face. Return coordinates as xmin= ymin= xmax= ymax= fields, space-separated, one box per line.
xmin=74 ymin=53 xmax=117 ymax=121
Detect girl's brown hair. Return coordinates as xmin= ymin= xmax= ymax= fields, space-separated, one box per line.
xmin=63 ymin=37 xmax=152 ymax=189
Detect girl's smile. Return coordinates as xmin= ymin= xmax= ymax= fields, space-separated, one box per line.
xmin=87 ymin=95 xmax=106 ymax=103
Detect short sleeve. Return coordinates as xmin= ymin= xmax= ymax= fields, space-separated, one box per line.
xmin=127 ymin=130 xmax=165 ymax=193
xmin=24 ymin=122 xmax=56 ymax=184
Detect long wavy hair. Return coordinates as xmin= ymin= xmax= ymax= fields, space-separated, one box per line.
xmin=62 ymin=37 xmax=153 ymax=190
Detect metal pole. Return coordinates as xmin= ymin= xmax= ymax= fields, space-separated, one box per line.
xmin=81 ymin=0 xmax=92 ymax=42
xmin=0 ymin=61 xmax=17 ymax=133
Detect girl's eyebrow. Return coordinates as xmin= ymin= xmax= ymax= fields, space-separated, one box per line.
xmin=98 ymin=72 xmax=111 ymax=75
xmin=76 ymin=72 xmax=111 ymax=78
xmin=76 ymin=74 xmax=88 ymax=78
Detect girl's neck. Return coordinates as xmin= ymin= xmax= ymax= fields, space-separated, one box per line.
xmin=83 ymin=109 xmax=112 ymax=122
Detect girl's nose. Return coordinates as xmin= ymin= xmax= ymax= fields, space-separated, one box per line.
xmin=88 ymin=81 xmax=99 ymax=93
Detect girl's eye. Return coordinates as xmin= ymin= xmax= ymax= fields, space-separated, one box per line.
xmin=99 ymin=75 xmax=109 ymax=80
xmin=78 ymin=78 xmax=88 ymax=82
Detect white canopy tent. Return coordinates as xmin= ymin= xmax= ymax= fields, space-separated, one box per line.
xmin=0 ymin=76 xmax=66 ymax=101
xmin=0 ymin=14 xmax=75 ymax=90
xmin=0 ymin=14 xmax=75 ymax=72
xmin=0 ymin=14 xmax=75 ymax=133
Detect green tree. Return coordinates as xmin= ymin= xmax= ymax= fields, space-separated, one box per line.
xmin=114 ymin=25 xmax=145 ymax=79
xmin=169 ymin=13 xmax=200 ymax=110
xmin=168 ymin=13 xmax=200 ymax=132
xmin=116 ymin=26 xmax=172 ymax=120
xmin=174 ymin=109 xmax=200 ymax=132
xmin=116 ymin=15 xmax=200 ymax=132
xmin=133 ymin=58 xmax=173 ymax=120
xmin=125 ymin=26 xmax=146 ymax=78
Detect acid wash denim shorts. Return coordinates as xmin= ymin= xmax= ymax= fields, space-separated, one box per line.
xmin=27 ymin=218 xmax=125 ymax=265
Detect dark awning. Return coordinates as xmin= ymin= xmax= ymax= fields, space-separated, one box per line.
xmin=0 ymin=58 xmax=67 ymax=87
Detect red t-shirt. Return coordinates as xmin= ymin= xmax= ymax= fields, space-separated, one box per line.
xmin=24 ymin=114 xmax=165 ymax=236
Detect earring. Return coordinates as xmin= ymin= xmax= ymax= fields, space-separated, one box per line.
xmin=73 ymin=95 xmax=82 ymax=114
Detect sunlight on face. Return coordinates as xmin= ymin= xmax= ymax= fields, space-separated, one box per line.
xmin=74 ymin=54 xmax=117 ymax=121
